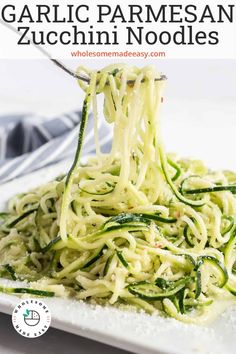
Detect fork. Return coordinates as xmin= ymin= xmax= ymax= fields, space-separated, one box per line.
xmin=0 ymin=20 xmax=167 ymax=84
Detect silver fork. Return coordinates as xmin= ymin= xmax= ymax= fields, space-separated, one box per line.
xmin=0 ymin=20 xmax=167 ymax=84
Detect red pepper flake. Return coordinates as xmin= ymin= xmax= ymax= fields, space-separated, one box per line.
xmin=161 ymin=97 xmax=164 ymax=103
xmin=154 ymin=243 xmax=162 ymax=248
xmin=174 ymin=211 xmax=181 ymax=218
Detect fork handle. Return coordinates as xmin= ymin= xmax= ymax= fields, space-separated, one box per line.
xmin=50 ymin=59 xmax=90 ymax=82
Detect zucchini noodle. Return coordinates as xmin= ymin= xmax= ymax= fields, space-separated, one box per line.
xmin=0 ymin=64 xmax=236 ymax=324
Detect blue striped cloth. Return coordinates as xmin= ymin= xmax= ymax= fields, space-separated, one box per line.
xmin=0 ymin=112 xmax=112 ymax=183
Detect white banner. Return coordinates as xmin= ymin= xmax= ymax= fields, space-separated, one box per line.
xmin=0 ymin=0 xmax=236 ymax=59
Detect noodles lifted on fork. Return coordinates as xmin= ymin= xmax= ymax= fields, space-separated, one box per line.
xmin=0 ymin=64 xmax=236 ymax=324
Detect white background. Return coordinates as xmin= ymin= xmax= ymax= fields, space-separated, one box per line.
xmin=0 ymin=0 xmax=236 ymax=59
xmin=0 ymin=58 xmax=236 ymax=170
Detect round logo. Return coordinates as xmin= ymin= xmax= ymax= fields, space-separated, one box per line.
xmin=12 ymin=299 xmax=51 ymax=338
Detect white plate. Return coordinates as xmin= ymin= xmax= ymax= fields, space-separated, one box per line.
xmin=0 ymin=160 xmax=236 ymax=354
